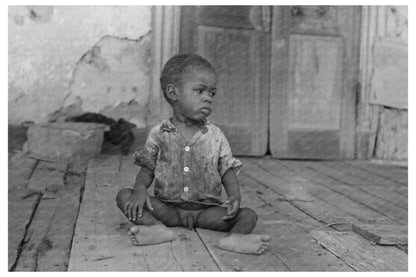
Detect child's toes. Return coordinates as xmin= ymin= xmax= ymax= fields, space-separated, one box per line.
xmin=130 ymin=225 xmax=140 ymax=233
xmin=129 ymin=235 xmax=139 ymax=245
xmin=256 ymin=247 xmax=266 ymax=255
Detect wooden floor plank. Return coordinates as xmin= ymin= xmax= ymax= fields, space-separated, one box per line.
xmin=332 ymin=161 xmax=407 ymax=192
xmin=36 ymin=171 xmax=85 ymax=271
xmin=242 ymin=158 xmax=395 ymax=227
xmin=310 ymin=231 xmax=407 ymax=271
xmin=196 ymin=162 xmax=353 ymax=271
xmin=9 ymin=152 xmax=38 ymax=190
xmin=291 ymin=161 xmax=407 ymax=225
xmin=26 ymin=161 xmax=68 ymax=192
xmin=271 ymin=160 xmax=406 ymax=225
xmin=13 ymin=196 xmax=60 ymax=271
xmin=308 ymin=161 xmax=407 ymax=208
xmin=8 ymin=187 xmax=41 ymax=271
xmin=15 ymin=160 xmax=81 ymax=271
xmin=343 ymin=160 xmax=407 ymax=185
xmin=69 ymin=155 xmax=218 ymax=271
xmin=8 ymin=153 xmax=40 ymax=271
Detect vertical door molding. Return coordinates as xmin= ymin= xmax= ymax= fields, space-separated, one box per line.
xmin=356 ymin=6 xmax=381 ymax=159
xmin=148 ymin=6 xmax=181 ymax=127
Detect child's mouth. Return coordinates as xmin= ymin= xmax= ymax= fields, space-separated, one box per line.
xmin=200 ymin=107 xmax=211 ymax=115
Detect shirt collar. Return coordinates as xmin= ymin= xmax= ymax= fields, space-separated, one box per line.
xmin=160 ymin=118 xmax=209 ymax=134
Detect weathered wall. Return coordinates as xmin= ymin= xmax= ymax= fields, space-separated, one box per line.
xmin=8 ymin=6 xmax=152 ymax=127
xmin=356 ymin=6 xmax=408 ymax=162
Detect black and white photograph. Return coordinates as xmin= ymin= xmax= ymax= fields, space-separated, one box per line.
xmin=7 ymin=4 xmax=409 ymax=272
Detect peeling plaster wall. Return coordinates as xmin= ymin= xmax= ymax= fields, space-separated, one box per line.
xmin=9 ymin=6 xmax=152 ymax=126
xmin=357 ymin=6 xmax=408 ymax=162
xmin=371 ymin=6 xmax=407 ymax=109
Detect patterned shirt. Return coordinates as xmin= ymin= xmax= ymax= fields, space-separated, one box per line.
xmin=133 ymin=118 xmax=242 ymax=205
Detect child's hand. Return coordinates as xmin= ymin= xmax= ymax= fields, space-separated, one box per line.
xmin=124 ymin=186 xmax=154 ymax=221
xmin=222 ymin=196 xmax=240 ymax=221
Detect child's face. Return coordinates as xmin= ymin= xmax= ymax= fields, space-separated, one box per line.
xmin=174 ymin=68 xmax=217 ymax=121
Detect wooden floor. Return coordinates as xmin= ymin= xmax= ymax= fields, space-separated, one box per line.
xmin=8 ymin=151 xmax=408 ymax=271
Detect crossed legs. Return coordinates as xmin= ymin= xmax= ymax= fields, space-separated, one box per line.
xmin=116 ymin=188 xmax=271 ymax=254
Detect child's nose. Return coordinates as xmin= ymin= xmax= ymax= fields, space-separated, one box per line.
xmin=202 ymin=95 xmax=212 ymax=104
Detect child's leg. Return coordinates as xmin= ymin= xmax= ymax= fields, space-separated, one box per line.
xmin=116 ymin=188 xmax=181 ymax=245
xmin=195 ymin=206 xmax=271 ymax=255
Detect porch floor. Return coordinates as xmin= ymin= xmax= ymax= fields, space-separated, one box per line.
xmin=9 ymin=151 xmax=408 ymax=271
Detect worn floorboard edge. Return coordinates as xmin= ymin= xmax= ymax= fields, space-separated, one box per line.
xmin=310 ymin=231 xmax=407 ymax=271
xmin=8 ymin=192 xmax=42 ymax=271
xmin=8 ymin=153 xmax=40 ymax=271
xmin=14 ymin=196 xmax=61 ymax=271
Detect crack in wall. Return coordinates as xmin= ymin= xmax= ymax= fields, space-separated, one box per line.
xmin=51 ymin=31 xmax=152 ymax=127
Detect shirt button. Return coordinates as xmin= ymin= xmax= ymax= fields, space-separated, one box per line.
xmin=184 ymin=187 xmax=189 ymax=192
xmin=184 ymin=146 xmax=190 ymax=151
xmin=184 ymin=167 xmax=189 ymax=172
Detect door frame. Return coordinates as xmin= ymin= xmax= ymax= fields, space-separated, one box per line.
xmin=147 ymin=6 xmax=180 ymax=127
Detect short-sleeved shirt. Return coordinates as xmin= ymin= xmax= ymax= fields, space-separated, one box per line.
xmin=133 ymin=118 xmax=242 ymax=205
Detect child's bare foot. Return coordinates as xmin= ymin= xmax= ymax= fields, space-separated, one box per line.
xmin=218 ymin=233 xmax=271 ymax=255
xmin=128 ymin=224 xmax=176 ymax=246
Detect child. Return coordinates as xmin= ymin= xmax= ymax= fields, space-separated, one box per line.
xmin=116 ymin=54 xmax=271 ymax=255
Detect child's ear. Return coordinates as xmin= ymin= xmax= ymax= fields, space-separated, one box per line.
xmin=166 ymin=84 xmax=178 ymax=102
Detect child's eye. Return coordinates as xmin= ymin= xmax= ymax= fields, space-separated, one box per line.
xmin=209 ymin=91 xmax=216 ymax=97
xmin=194 ymin=89 xmax=203 ymax=94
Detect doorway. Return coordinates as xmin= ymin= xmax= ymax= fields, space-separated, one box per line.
xmin=179 ymin=6 xmax=361 ymax=159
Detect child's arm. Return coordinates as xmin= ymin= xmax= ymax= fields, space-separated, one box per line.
xmin=221 ymin=168 xmax=241 ymax=221
xmin=124 ymin=167 xmax=155 ymax=221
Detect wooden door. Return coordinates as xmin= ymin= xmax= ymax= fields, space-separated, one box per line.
xmin=270 ymin=6 xmax=361 ymax=159
xmin=180 ymin=6 xmax=270 ymax=156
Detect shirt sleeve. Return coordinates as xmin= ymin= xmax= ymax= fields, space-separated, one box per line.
xmin=132 ymin=126 xmax=159 ymax=171
xmin=218 ymin=130 xmax=243 ymax=177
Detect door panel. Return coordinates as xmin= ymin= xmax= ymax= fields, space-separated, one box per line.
xmin=270 ymin=6 xmax=360 ymax=159
xmin=288 ymin=34 xmax=343 ymax=131
xmin=180 ymin=6 xmax=270 ymax=156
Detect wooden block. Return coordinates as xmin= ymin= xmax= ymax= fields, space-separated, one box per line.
xmin=351 ymin=223 xmax=408 ymax=245
xmin=310 ymin=230 xmax=407 ymax=271
xmin=27 ymin=122 xmax=105 ymax=162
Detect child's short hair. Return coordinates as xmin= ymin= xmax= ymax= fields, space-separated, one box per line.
xmin=160 ymin=54 xmax=216 ymax=104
